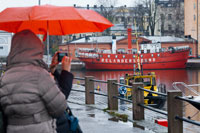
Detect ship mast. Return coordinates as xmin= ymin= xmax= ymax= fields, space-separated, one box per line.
xmin=134 ymin=19 xmax=141 ymax=74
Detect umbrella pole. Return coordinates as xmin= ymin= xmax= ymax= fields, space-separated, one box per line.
xmin=47 ymin=32 xmax=49 ymax=66
xmin=47 ymin=22 xmax=50 ymax=66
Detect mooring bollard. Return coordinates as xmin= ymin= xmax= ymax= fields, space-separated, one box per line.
xmin=85 ymin=76 xmax=94 ymax=104
xmin=168 ymin=90 xmax=183 ymax=133
xmin=132 ymin=83 xmax=144 ymax=120
xmin=107 ymin=79 xmax=118 ymax=110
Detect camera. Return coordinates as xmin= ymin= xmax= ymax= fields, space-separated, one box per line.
xmin=58 ymin=52 xmax=68 ymax=62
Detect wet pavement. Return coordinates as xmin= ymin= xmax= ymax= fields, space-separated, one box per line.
xmin=68 ymin=84 xmax=200 ymax=133
xmin=68 ymin=84 xmax=168 ymax=133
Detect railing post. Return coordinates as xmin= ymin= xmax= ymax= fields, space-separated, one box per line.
xmin=85 ymin=76 xmax=94 ymax=104
xmin=168 ymin=90 xmax=183 ymax=133
xmin=132 ymin=83 xmax=144 ymax=120
xmin=107 ymin=79 xmax=118 ymax=110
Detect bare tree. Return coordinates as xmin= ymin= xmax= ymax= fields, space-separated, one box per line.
xmin=130 ymin=3 xmax=147 ymax=34
xmin=117 ymin=6 xmax=129 ymax=28
xmin=145 ymin=0 xmax=157 ymax=36
xmin=96 ymin=0 xmax=118 ymax=23
xmin=134 ymin=0 xmax=158 ymax=36
xmin=96 ymin=0 xmax=119 ymax=34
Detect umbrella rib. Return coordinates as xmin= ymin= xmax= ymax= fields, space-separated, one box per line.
xmin=58 ymin=20 xmax=65 ymax=35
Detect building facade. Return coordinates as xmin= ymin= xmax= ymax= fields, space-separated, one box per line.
xmin=185 ymin=0 xmax=200 ymax=56
xmin=0 ymin=31 xmax=12 ymax=58
xmin=155 ymin=0 xmax=184 ymax=37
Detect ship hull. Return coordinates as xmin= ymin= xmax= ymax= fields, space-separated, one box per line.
xmin=78 ymin=49 xmax=190 ymax=70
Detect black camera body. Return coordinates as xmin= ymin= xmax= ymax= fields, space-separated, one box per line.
xmin=58 ymin=52 xmax=68 ymax=62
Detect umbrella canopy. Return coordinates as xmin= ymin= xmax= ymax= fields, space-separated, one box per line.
xmin=0 ymin=5 xmax=113 ymax=35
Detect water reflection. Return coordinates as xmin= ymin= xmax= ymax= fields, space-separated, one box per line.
xmin=72 ymin=69 xmax=200 ymax=121
xmin=72 ymin=69 xmax=190 ymax=92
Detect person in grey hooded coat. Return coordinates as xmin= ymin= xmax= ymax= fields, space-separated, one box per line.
xmin=0 ymin=30 xmax=67 ymax=133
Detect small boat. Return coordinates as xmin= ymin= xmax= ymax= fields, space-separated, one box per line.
xmin=119 ymin=71 xmax=166 ymax=109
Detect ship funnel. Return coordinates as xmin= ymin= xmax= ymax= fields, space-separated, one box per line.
xmin=112 ymin=35 xmax=116 ymax=54
xmin=127 ymin=28 xmax=132 ymax=54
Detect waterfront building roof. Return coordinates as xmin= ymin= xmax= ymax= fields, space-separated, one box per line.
xmin=69 ymin=35 xmax=190 ymax=44
xmin=70 ymin=36 xmax=125 ymax=44
xmin=142 ymin=36 xmax=186 ymax=43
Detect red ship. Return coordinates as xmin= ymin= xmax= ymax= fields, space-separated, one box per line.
xmin=77 ymin=28 xmax=190 ymax=70
xmin=77 ymin=48 xmax=189 ymax=70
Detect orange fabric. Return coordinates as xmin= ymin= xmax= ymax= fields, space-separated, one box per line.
xmin=0 ymin=5 xmax=113 ymax=35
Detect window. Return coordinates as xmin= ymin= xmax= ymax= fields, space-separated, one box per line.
xmin=0 ymin=47 xmax=3 ymax=49
xmin=176 ymin=14 xmax=179 ymax=20
xmin=160 ymin=14 xmax=165 ymax=20
xmin=116 ymin=17 xmax=118 ymax=22
xmin=121 ymin=17 xmax=124 ymax=22
xmin=0 ymin=38 xmax=6 ymax=44
xmin=108 ymin=55 xmax=110 ymax=58
xmin=115 ymin=55 xmax=118 ymax=58
xmin=142 ymin=78 xmax=151 ymax=86
xmin=189 ymin=48 xmax=192 ymax=56
xmin=133 ymin=55 xmax=136 ymax=58
xmin=194 ymin=15 xmax=196 ymax=21
xmin=194 ymin=3 xmax=196 ymax=9
xmin=123 ymin=55 xmax=125 ymax=58
xmin=141 ymin=55 xmax=143 ymax=58
xmin=168 ymin=4 xmax=172 ymax=7
xmin=157 ymin=54 xmax=160 ymax=57
xmin=117 ymin=48 xmax=125 ymax=53
xmin=168 ymin=14 xmax=172 ymax=20
xmin=168 ymin=25 xmax=172 ymax=31
xmin=127 ymin=17 xmax=130 ymax=23
xmin=132 ymin=48 xmax=137 ymax=54
xmin=151 ymin=54 xmax=154 ymax=57
xmin=161 ymin=48 xmax=166 ymax=52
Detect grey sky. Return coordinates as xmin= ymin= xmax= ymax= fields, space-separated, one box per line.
xmin=0 ymin=0 xmax=136 ymax=11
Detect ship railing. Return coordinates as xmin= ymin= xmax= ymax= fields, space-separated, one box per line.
xmin=76 ymin=52 xmax=99 ymax=58
xmin=73 ymin=76 xmax=200 ymax=131
xmin=172 ymin=82 xmax=200 ymax=96
xmin=167 ymin=46 xmax=190 ymax=53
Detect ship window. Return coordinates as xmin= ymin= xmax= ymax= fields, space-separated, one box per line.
xmin=108 ymin=55 xmax=110 ymax=58
xmin=141 ymin=55 xmax=143 ymax=58
xmin=152 ymin=77 xmax=156 ymax=86
xmin=115 ymin=55 xmax=118 ymax=58
xmin=151 ymin=54 xmax=154 ymax=57
xmin=123 ymin=55 xmax=125 ymax=58
xmin=133 ymin=55 xmax=136 ymax=58
xmin=157 ymin=54 xmax=160 ymax=57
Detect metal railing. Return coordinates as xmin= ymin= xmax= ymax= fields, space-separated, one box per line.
xmin=73 ymin=76 xmax=200 ymax=132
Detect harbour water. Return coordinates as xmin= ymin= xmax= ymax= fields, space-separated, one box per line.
xmin=71 ymin=68 xmax=200 ymax=122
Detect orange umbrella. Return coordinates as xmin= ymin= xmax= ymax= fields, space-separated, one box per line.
xmin=0 ymin=5 xmax=113 ymax=63
xmin=0 ymin=5 xmax=113 ymax=35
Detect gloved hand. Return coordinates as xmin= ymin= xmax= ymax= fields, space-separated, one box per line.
xmin=50 ymin=52 xmax=59 ymax=73
xmin=62 ymin=56 xmax=72 ymax=72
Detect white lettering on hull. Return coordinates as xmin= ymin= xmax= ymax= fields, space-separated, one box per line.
xmin=101 ymin=58 xmax=156 ymax=63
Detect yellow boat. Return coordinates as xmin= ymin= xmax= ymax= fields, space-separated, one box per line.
xmin=119 ymin=72 xmax=166 ymax=108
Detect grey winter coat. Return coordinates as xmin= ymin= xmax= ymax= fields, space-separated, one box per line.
xmin=0 ymin=30 xmax=67 ymax=133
